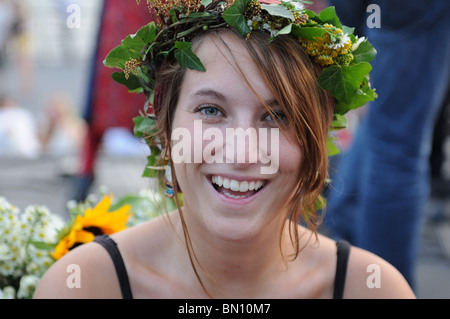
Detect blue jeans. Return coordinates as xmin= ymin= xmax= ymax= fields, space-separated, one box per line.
xmin=324 ymin=1 xmax=450 ymax=289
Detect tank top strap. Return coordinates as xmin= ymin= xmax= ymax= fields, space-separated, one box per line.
xmin=333 ymin=240 xmax=351 ymax=299
xmin=93 ymin=235 xmax=133 ymax=299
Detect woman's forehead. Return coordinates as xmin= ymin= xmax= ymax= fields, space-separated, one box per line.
xmin=181 ymin=33 xmax=273 ymax=100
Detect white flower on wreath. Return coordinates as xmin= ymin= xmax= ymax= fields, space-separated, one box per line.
xmin=352 ymin=36 xmax=366 ymax=51
xmin=281 ymin=0 xmax=304 ymax=12
xmin=328 ymin=33 xmax=351 ymax=49
xmin=247 ymin=15 xmax=262 ymax=31
xmin=263 ymin=21 xmax=282 ymax=37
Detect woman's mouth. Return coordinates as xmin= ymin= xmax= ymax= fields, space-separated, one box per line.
xmin=210 ymin=175 xmax=267 ymax=200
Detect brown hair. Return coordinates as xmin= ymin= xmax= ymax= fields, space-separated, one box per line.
xmin=147 ymin=27 xmax=334 ymax=293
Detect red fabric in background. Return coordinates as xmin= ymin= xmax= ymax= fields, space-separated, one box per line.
xmin=80 ymin=0 xmax=148 ymax=175
xmin=86 ymin=0 xmax=148 ymax=133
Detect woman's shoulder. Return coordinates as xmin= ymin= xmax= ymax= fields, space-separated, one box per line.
xmin=33 ymin=238 xmax=123 ymax=299
xmin=341 ymin=242 xmax=416 ymax=299
xmin=305 ymin=232 xmax=415 ymax=299
xmin=34 ymin=215 xmax=177 ymax=299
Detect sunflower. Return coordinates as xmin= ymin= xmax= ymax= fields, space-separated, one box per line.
xmin=51 ymin=195 xmax=131 ymax=260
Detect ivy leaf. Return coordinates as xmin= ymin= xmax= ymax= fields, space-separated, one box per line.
xmin=318 ymin=62 xmax=372 ymax=114
xmin=260 ymin=4 xmax=294 ymax=20
xmin=174 ymin=41 xmax=206 ymax=72
xmin=291 ymin=24 xmax=326 ymax=41
xmin=317 ymin=6 xmax=342 ymax=28
xmin=223 ymin=0 xmax=251 ymax=36
xmin=352 ymin=39 xmax=377 ymax=63
xmin=335 ymin=80 xmax=376 ymax=113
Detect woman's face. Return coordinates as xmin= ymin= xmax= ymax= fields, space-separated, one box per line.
xmin=171 ymin=32 xmax=303 ymax=242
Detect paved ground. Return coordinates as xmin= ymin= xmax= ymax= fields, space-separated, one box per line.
xmin=0 ymin=154 xmax=449 ymax=298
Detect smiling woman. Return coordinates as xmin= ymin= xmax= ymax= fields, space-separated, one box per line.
xmin=34 ymin=0 xmax=415 ymax=300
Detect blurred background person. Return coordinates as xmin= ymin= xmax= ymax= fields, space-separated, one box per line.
xmin=322 ymin=0 xmax=450 ymax=291
xmin=0 ymin=0 xmax=33 ymax=94
xmin=0 ymin=94 xmax=41 ymax=158
xmin=428 ymin=89 xmax=450 ymax=221
xmin=40 ymin=92 xmax=86 ymax=158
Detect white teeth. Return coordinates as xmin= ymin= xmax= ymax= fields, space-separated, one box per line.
xmin=230 ymin=179 xmax=239 ymax=192
xmin=223 ymin=178 xmax=230 ymax=189
xmin=223 ymin=191 xmax=249 ymax=199
xmin=239 ymin=181 xmax=248 ymax=192
xmin=211 ymin=176 xmax=266 ymax=193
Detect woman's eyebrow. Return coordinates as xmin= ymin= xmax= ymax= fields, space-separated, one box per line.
xmin=193 ymin=89 xmax=227 ymax=102
xmin=193 ymin=88 xmax=279 ymax=108
xmin=265 ymin=99 xmax=280 ymax=108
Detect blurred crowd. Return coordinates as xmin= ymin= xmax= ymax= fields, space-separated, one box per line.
xmin=0 ymin=0 xmax=146 ymax=163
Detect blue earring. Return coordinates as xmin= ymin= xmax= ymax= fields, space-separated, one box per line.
xmin=165 ymin=166 xmax=174 ymax=198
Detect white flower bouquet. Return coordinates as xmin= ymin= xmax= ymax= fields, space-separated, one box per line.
xmin=0 ymin=187 xmax=173 ymax=299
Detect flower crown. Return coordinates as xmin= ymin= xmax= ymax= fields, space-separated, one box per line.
xmin=104 ymin=0 xmax=377 ymax=175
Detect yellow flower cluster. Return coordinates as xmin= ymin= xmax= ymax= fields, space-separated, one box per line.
xmin=299 ymin=24 xmax=352 ymax=66
xmin=124 ymin=58 xmax=143 ymax=80
xmin=141 ymin=0 xmax=203 ymax=20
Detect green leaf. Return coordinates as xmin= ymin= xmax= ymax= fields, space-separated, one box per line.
xmin=29 ymin=241 xmax=56 ymax=251
xmin=318 ymin=62 xmax=373 ymax=114
xmin=326 ymin=135 xmax=340 ymax=156
xmin=104 ymin=23 xmax=157 ymax=70
xmin=331 ymin=113 xmax=348 ymax=130
xmin=133 ymin=115 xmax=156 ymax=138
xmin=333 ymin=83 xmax=376 ymax=114
xmin=272 ymin=23 xmax=292 ymax=39
xmin=141 ymin=22 xmax=158 ymax=41
xmin=110 ymin=194 xmax=157 ymax=213
xmin=352 ymin=39 xmax=377 ymax=63
xmin=304 ymin=9 xmax=318 ymax=20
xmin=185 ymin=12 xmax=216 ymax=19
xmin=104 ymin=46 xmax=130 ymax=69
xmin=122 ymin=36 xmax=146 ymax=58
xmin=174 ymin=41 xmax=206 ymax=71
xmin=317 ymin=6 xmax=342 ymax=28
xmin=223 ymin=0 xmax=251 ymax=36
xmin=201 ymin=0 xmax=213 ymax=7
xmin=260 ymin=4 xmax=295 ymax=20
xmin=291 ymin=24 xmax=326 ymax=41
xmin=342 ymin=25 xmax=355 ymax=36
xmin=142 ymin=152 xmax=160 ymax=178
xmin=111 ymin=72 xmax=142 ymax=91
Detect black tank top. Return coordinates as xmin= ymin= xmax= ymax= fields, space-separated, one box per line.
xmin=93 ymin=235 xmax=351 ymax=299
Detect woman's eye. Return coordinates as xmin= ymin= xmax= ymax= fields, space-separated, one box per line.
xmin=265 ymin=111 xmax=287 ymax=123
xmin=197 ymin=105 xmax=222 ymax=117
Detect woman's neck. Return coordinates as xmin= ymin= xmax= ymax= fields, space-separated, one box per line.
xmin=172 ymin=210 xmax=297 ymax=298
